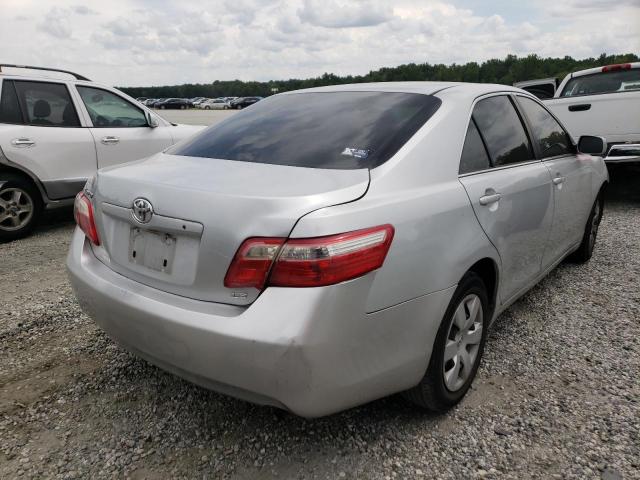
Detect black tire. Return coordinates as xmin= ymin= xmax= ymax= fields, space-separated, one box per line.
xmin=0 ymin=173 xmax=43 ymax=242
xmin=566 ymin=192 xmax=604 ymax=263
xmin=403 ymin=272 xmax=489 ymax=412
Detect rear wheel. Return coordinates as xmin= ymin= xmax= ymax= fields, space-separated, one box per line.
xmin=403 ymin=272 xmax=489 ymax=412
xmin=0 ymin=173 xmax=42 ymax=242
xmin=567 ymin=193 xmax=604 ymax=263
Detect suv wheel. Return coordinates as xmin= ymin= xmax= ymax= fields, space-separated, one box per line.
xmin=403 ymin=272 xmax=489 ymax=412
xmin=0 ymin=174 xmax=42 ymax=242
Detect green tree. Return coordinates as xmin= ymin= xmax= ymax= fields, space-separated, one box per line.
xmin=120 ymin=53 xmax=639 ymax=99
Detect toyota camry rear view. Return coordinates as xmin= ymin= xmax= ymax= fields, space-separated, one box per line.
xmin=67 ymin=82 xmax=608 ymax=417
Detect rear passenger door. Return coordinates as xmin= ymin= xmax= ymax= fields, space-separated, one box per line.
xmin=0 ymin=79 xmax=96 ymax=200
xmin=458 ymin=94 xmax=554 ymax=303
xmin=74 ymin=86 xmax=173 ymax=169
xmin=515 ymin=95 xmax=592 ymax=267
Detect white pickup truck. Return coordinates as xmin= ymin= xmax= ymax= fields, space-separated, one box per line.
xmin=515 ymin=62 xmax=640 ymax=164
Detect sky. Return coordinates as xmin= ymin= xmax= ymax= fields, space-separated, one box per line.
xmin=1 ymin=0 xmax=638 ymax=87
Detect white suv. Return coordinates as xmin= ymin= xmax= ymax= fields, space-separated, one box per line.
xmin=0 ymin=64 xmax=204 ymax=241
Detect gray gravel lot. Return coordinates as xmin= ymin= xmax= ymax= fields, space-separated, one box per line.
xmin=0 ymin=165 xmax=638 ymax=480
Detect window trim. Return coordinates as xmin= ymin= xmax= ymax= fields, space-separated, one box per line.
xmin=76 ymin=85 xmax=148 ymax=128
xmin=458 ymin=158 xmax=542 ymax=178
xmin=8 ymin=79 xmax=81 ymax=128
xmin=513 ymin=93 xmax=576 ymax=161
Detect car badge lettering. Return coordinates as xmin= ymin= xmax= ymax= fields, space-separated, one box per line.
xmin=132 ymin=198 xmax=153 ymax=224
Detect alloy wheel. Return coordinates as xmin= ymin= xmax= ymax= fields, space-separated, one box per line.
xmin=443 ymin=294 xmax=484 ymax=392
xmin=0 ymin=187 xmax=34 ymax=232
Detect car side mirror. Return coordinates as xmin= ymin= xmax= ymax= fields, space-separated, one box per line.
xmin=577 ymin=135 xmax=606 ymax=156
xmin=145 ymin=111 xmax=159 ymax=128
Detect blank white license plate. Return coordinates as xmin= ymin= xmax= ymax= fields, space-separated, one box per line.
xmin=129 ymin=228 xmax=176 ymax=273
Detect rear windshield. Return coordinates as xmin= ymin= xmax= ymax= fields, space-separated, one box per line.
xmin=560 ymin=69 xmax=640 ymax=97
xmin=170 ymin=91 xmax=441 ymax=169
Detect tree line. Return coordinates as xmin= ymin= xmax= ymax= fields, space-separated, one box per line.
xmin=120 ymin=53 xmax=639 ymax=99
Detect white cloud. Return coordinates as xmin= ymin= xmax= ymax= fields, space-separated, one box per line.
xmin=37 ymin=7 xmax=73 ymax=39
xmin=72 ymin=5 xmax=96 ymax=15
xmin=1 ymin=0 xmax=637 ymax=87
xmin=298 ymin=0 xmax=393 ymax=28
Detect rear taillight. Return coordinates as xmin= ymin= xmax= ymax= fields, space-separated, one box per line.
xmin=602 ymin=63 xmax=631 ymax=72
xmin=224 ymin=238 xmax=285 ymax=289
xmin=74 ymin=191 xmax=100 ymax=245
xmin=224 ymin=225 xmax=394 ymax=289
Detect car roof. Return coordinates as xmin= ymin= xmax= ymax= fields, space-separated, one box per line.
xmin=280 ymin=81 xmax=525 ymax=98
xmin=0 ymin=73 xmax=115 ymax=91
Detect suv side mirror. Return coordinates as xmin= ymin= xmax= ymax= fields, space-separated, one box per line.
xmin=145 ymin=111 xmax=159 ymax=128
xmin=578 ymin=135 xmax=606 ymax=156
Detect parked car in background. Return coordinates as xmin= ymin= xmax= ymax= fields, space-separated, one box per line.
xmin=191 ymin=97 xmax=207 ymax=106
xmin=0 ymin=64 xmax=204 ymax=241
xmin=155 ymin=98 xmax=193 ymax=110
xmin=198 ymin=98 xmax=230 ymax=110
xmin=515 ymin=62 xmax=640 ymax=164
xmin=146 ymin=98 xmax=166 ymax=108
xmin=230 ymin=96 xmax=262 ymax=109
xmin=68 ymin=82 xmax=607 ymax=417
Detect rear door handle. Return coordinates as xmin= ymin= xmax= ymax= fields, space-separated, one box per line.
xmin=552 ymin=175 xmax=566 ymax=185
xmin=479 ymin=192 xmax=502 ymax=205
xmin=568 ymin=104 xmax=591 ymax=112
xmin=11 ymin=137 xmax=35 ymax=147
xmin=101 ymin=136 xmax=120 ymax=145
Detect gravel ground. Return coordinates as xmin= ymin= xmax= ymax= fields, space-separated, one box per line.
xmin=1 ymin=166 xmax=638 ymax=480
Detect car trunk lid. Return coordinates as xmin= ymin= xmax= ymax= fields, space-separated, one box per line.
xmin=91 ymin=153 xmax=370 ymax=305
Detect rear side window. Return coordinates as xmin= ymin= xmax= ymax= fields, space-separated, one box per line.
xmin=171 ymin=92 xmax=442 ymax=170
xmin=472 ymin=96 xmax=533 ymax=167
xmin=0 ymin=81 xmax=23 ymax=124
xmin=459 ymin=119 xmax=491 ymax=174
xmin=517 ymin=97 xmax=573 ymax=158
xmin=560 ymin=69 xmax=640 ymax=97
xmin=13 ymin=81 xmax=80 ymax=127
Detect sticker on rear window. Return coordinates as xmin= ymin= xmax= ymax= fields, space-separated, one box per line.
xmin=341 ymin=147 xmax=370 ymax=159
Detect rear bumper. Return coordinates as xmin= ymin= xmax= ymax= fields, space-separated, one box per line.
xmin=604 ymin=143 xmax=640 ymax=164
xmin=67 ymin=228 xmax=454 ymax=417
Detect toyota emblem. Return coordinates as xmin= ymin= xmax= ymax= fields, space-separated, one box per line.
xmin=132 ymin=198 xmax=153 ymax=224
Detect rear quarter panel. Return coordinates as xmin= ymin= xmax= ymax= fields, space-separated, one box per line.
xmin=290 ymin=96 xmax=501 ymax=313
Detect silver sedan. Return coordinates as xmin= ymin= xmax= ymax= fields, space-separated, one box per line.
xmin=198 ymin=98 xmax=230 ymax=110
xmin=67 ymin=82 xmax=608 ymax=417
